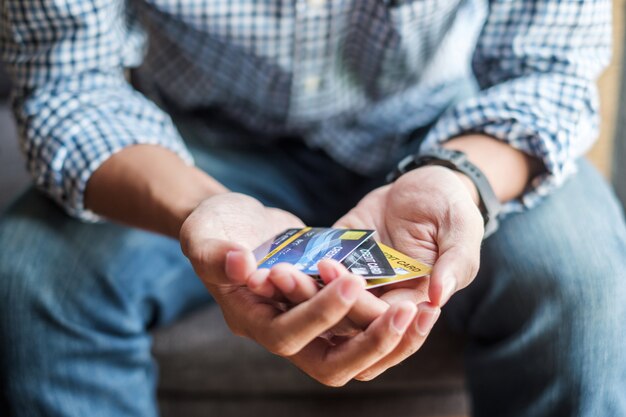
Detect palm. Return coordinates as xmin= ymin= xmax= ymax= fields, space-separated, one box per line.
xmin=179 ymin=192 xmax=307 ymax=336
xmin=336 ymin=185 xmax=439 ymax=265
xmin=181 ymin=193 xmax=304 ymax=284
xmin=334 ymin=166 xmax=484 ymax=302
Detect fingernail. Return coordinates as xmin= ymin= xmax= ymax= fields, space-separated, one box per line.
xmin=277 ymin=273 xmax=296 ymax=293
xmin=416 ymin=307 xmax=440 ymax=336
xmin=392 ymin=306 xmax=414 ymax=332
xmin=248 ymin=268 xmax=270 ymax=287
xmin=327 ymin=262 xmax=341 ymax=280
xmin=441 ymin=277 xmax=457 ymax=305
xmin=226 ymin=250 xmax=238 ymax=262
xmin=339 ymin=279 xmax=359 ymax=302
xmin=319 ymin=260 xmax=341 ymax=282
xmin=225 ymin=250 xmax=240 ymax=276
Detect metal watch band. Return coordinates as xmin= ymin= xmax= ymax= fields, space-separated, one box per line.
xmin=387 ymin=148 xmax=501 ymax=238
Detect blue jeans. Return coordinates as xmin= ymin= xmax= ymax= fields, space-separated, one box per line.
xmin=1 ymin=125 xmax=625 ymax=416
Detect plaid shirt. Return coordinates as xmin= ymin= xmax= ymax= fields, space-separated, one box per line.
xmin=0 ymin=0 xmax=611 ymax=220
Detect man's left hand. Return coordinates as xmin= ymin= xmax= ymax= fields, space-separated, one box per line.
xmin=336 ymin=164 xmax=484 ymax=310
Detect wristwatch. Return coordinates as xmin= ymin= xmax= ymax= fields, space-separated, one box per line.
xmin=387 ymin=148 xmax=501 ymax=238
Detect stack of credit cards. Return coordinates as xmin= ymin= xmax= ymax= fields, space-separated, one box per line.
xmin=253 ymin=228 xmax=431 ymax=289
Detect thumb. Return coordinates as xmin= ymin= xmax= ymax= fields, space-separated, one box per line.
xmin=429 ymin=245 xmax=480 ymax=307
xmin=183 ymin=238 xmax=256 ymax=287
xmin=333 ymin=214 xmax=352 ymax=229
xmin=333 ymin=211 xmax=369 ymax=230
xmin=225 ymin=246 xmax=258 ymax=285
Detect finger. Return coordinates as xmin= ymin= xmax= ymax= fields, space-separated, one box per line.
xmin=290 ymin=301 xmax=417 ymax=387
xmin=318 ymin=260 xmax=389 ymax=328
xmin=429 ymin=245 xmax=480 ymax=307
xmin=225 ymin=248 xmax=258 ymax=285
xmin=429 ymin=210 xmax=483 ymax=306
xmin=247 ymin=260 xmax=383 ymax=336
xmin=254 ymin=276 xmax=364 ymax=357
xmin=328 ymin=318 xmax=362 ymax=338
xmin=185 ymin=239 xmax=253 ymax=287
xmin=348 ymin=277 xmax=430 ymax=330
xmin=246 ymin=268 xmax=278 ymax=299
xmin=355 ymin=303 xmax=440 ymax=381
xmin=348 ymin=292 xmax=390 ymax=328
xmin=332 ymin=213 xmax=361 ymax=230
xmin=377 ymin=281 xmax=430 ymax=306
xmin=268 ymin=263 xmax=320 ymax=304
xmin=316 ymin=259 xmax=348 ymax=285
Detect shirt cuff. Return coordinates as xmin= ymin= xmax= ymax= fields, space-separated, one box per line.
xmin=419 ymin=100 xmax=589 ymax=215
xmin=64 ymin=139 xmax=194 ymax=223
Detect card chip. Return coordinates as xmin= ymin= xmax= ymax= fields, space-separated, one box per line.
xmin=339 ymin=231 xmax=367 ymax=240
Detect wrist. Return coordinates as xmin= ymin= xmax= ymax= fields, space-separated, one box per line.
xmin=393 ymin=165 xmax=473 ymax=200
xmin=159 ymin=166 xmax=227 ymax=237
xmin=442 ymin=135 xmax=543 ymax=202
xmin=86 ymin=145 xmax=227 ymax=238
xmin=388 ymin=148 xmax=500 ymax=237
xmin=452 ymin=171 xmax=480 ymax=206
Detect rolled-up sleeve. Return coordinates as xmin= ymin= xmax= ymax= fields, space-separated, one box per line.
xmin=0 ymin=0 xmax=193 ymax=221
xmin=421 ymin=0 xmax=612 ymax=213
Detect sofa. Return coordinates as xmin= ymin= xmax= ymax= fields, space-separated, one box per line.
xmin=154 ymin=307 xmax=468 ymax=417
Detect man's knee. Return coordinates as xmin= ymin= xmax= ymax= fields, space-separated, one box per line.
xmin=0 ymin=190 xmax=141 ymax=337
xmin=0 ymin=199 xmax=88 ymax=332
xmin=0 ymin=192 xmax=165 ymax=415
xmin=0 ymin=188 xmax=205 ymax=339
xmin=505 ymin=248 xmax=625 ymax=337
xmin=464 ymin=168 xmax=626 ymax=373
xmin=463 ymin=236 xmax=626 ymax=417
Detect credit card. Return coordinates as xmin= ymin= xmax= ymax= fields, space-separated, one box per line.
xmin=341 ymin=238 xmax=396 ymax=278
xmin=253 ymin=228 xmax=302 ymax=261
xmin=312 ymin=243 xmax=431 ymax=289
xmin=256 ymin=228 xmax=375 ymax=275
xmin=365 ymin=243 xmax=431 ymax=289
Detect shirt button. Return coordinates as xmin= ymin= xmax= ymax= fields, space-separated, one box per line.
xmin=307 ymin=0 xmax=326 ymax=9
xmin=303 ymin=76 xmax=321 ymax=93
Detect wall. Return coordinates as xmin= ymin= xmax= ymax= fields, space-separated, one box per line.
xmin=609 ymin=1 xmax=626 ymax=208
xmin=589 ymin=0 xmax=625 ymax=178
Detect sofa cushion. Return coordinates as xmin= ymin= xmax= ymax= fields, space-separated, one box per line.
xmin=0 ymin=65 xmax=10 ymax=99
xmin=152 ymin=305 xmax=467 ymax=397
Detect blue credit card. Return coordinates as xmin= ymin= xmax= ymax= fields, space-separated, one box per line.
xmin=256 ymin=227 xmax=375 ymax=275
xmin=253 ymin=228 xmax=301 ymax=261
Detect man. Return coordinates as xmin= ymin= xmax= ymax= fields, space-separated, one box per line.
xmin=1 ymin=0 xmax=625 ymax=416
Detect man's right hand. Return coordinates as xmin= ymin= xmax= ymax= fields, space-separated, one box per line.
xmin=179 ymin=193 xmax=418 ymax=386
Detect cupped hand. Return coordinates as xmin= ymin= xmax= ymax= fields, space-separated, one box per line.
xmin=242 ymin=259 xmax=441 ymax=381
xmin=180 ymin=192 xmax=421 ymax=386
xmin=237 ymin=165 xmax=482 ymax=382
xmin=322 ymin=165 xmax=483 ymax=379
xmin=335 ymin=165 xmax=484 ymax=307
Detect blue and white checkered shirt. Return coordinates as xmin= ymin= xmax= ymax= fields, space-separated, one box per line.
xmin=0 ymin=0 xmax=611 ymax=220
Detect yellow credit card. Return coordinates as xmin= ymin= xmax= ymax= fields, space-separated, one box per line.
xmin=365 ymin=243 xmax=431 ymax=289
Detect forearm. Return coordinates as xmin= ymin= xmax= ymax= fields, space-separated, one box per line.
xmin=84 ymin=145 xmax=227 ymax=238
xmin=442 ymin=135 xmax=543 ymax=205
